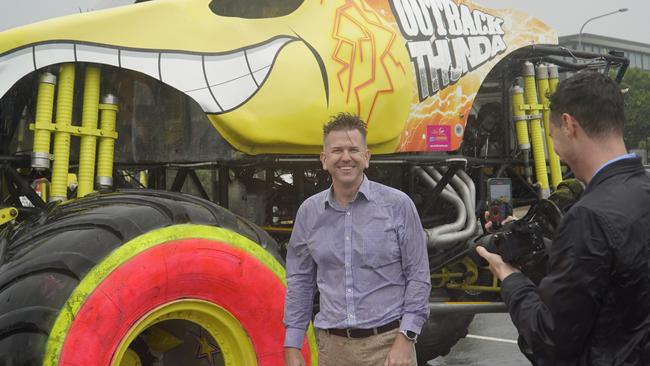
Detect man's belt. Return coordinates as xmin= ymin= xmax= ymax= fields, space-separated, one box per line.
xmin=325 ymin=319 xmax=400 ymax=339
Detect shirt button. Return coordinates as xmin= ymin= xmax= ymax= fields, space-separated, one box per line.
xmin=346 ymin=212 xmax=350 ymax=216
xmin=348 ymin=314 xmax=354 ymax=318
xmin=347 ymin=289 xmax=352 ymax=293
xmin=345 ymin=236 xmax=349 ymax=240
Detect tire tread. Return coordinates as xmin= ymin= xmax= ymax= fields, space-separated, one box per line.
xmin=0 ymin=190 xmax=280 ymax=365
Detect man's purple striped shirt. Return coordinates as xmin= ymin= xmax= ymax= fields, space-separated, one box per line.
xmin=283 ymin=176 xmax=431 ymax=348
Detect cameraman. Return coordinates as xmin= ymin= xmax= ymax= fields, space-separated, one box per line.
xmin=477 ymin=71 xmax=650 ymax=366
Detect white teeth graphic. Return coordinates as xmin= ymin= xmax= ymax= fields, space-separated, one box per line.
xmin=160 ymin=52 xmax=222 ymax=112
xmin=0 ymin=48 xmax=33 ymax=95
xmin=246 ymin=37 xmax=288 ymax=85
xmin=76 ymin=44 xmax=119 ymax=66
xmin=0 ymin=36 xmax=295 ymax=114
xmin=34 ymin=43 xmax=74 ymax=68
xmin=120 ymin=49 xmax=160 ymax=81
xmin=204 ymin=51 xmax=256 ymax=112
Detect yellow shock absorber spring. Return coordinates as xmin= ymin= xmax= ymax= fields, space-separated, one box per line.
xmin=536 ymin=64 xmax=562 ymax=190
xmin=511 ymin=84 xmax=533 ymax=183
xmin=50 ymin=63 xmax=75 ymax=202
xmin=523 ymin=62 xmax=550 ymax=198
xmin=548 ymin=64 xmax=559 ymax=94
xmin=96 ymin=94 xmax=119 ymax=189
xmin=77 ymin=65 xmax=101 ymax=198
xmin=511 ymin=85 xmax=530 ymax=150
xmin=32 ymin=73 xmax=57 ymax=170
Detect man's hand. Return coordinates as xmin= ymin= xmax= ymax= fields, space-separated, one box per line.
xmin=475 ymin=246 xmax=520 ymax=281
xmin=483 ymin=211 xmax=516 ymax=233
xmin=284 ymin=347 xmax=305 ymax=366
xmin=384 ymin=332 xmax=416 ymax=366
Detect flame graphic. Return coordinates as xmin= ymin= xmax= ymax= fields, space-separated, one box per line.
xmin=332 ymin=0 xmax=405 ymax=126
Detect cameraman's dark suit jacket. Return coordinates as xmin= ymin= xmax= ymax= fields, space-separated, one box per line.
xmin=501 ymin=157 xmax=650 ymax=366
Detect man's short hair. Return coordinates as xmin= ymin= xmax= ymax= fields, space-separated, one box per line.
xmin=322 ymin=112 xmax=368 ymax=145
xmin=549 ymin=71 xmax=625 ymax=138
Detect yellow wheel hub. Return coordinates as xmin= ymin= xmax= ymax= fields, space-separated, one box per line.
xmin=120 ymin=349 xmax=141 ymax=366
xmin=112 ymin=299 xmax=256 ymax=366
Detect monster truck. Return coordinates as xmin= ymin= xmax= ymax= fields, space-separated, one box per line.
xmin=0 ymin=0 xmax=627 ymax=365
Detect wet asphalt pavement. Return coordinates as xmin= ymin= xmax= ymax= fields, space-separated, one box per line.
xmin=427 ymin=313 xmax=531 ymax=366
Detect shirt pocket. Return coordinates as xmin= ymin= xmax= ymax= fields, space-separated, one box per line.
xmin=362 ymin=230 xmax=401 ymax=268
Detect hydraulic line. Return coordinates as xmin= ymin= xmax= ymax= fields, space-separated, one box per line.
xmin=96 ymin=94 xmax=118 ymax=189
xmin=31 ymin=73 xmax=56 ymax=170
xmin=50 ymin=63 xmax=75 ymax=202
xmin=536 ymin=64 xmax=562 ymax=190
xmin=77 ymin=65 xmax=101 ymax=198
xmin=523 ymin=62 xmax=550 ymax=198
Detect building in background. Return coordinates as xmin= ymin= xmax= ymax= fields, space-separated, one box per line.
xmin=559 ymin=33 xmax=650 ymax=71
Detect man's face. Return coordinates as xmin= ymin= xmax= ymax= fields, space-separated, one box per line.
xmin=321 ymin=129 xmax=370 ymax=188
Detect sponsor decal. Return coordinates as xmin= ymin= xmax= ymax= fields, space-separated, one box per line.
xmin=427 ymin=125 xmax=451 ymax=150
xmin=390 ymin=0 xmax=507 ymax=100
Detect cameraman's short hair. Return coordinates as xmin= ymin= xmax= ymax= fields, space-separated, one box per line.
xmin=549 ymin=71 xmax=625 ymax=138
xmin=322 ymin=113 xmax=368 ymax=146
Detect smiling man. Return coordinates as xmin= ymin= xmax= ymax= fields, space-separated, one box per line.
xmin=283 ymin=113 xmax=431 ymax=366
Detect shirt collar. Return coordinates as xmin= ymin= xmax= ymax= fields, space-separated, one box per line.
xmin=323 ymin=175 xmax=371 ymax=209
xmin=358 ymin=175 xmax=371 ymax=200
xmin=593 ymin=153 xmax=637 ymax=177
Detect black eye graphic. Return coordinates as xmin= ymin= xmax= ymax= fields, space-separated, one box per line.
xmin=209 ymin=0 xmax=303 ymax=19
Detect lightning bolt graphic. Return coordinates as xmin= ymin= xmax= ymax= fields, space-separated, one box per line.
xmin=332 ymin=0 xmax=405 ymax=126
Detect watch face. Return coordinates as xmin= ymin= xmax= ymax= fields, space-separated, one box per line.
xmin=401 ymin=330 xmax=417 ymax=341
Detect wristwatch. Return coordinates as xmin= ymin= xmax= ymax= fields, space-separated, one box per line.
xmin=399 ymin=329 xmax=418 ymax=342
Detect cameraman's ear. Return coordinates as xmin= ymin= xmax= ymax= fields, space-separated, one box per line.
xmin=561 ymin=113 xmax=580 ymax=138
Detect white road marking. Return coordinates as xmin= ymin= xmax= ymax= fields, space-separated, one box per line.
xmin=466 ymin=334 xmax=518 ymax=344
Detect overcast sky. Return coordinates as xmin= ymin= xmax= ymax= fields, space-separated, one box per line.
xmin=0 ymin=0 xmax=648 ymax=45
xmin=479 ymin=0 xmax=648 ymax=44
xmin=0 ymin=0 xmax=133 ymax=32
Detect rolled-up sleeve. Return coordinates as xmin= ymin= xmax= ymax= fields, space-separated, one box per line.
xmin=398 ymin=198 xmax=431 ymax=334
xmin=283 ymin=203 xmax=317 ymax=348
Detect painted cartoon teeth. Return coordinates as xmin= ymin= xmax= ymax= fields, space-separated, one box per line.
xmin=0 ymin=36 xmax=296 ymax=114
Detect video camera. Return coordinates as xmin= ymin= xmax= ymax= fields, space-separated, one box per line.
xmin=473 ymin=179 xmax=584 ymax=284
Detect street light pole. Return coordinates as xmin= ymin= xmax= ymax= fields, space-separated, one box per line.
xmin=578 ymin=8 xmax=628 ymax=49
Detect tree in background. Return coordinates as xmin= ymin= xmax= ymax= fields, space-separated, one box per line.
xmin=620 ymin=67 xmax=650 ymax=149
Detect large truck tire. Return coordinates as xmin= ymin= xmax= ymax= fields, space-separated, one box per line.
xmin=0 ymin=190 xmax=317 ymax=366
xmin=415 ymin=311 xmax=474 ymax=365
